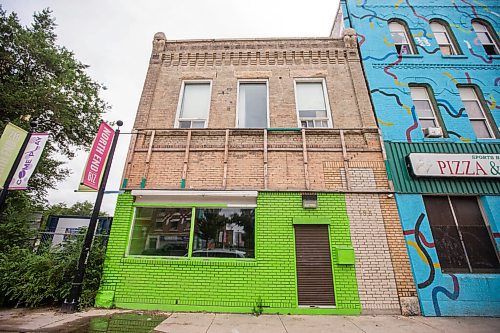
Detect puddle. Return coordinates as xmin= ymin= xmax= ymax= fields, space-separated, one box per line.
xmin=41 ymin=313 xmax=169 ymax=333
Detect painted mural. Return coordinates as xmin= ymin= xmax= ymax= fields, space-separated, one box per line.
xmin=341 ymin=0 xmax=500 ymax=316
xmin=341 ymin=0 xmax=499 ymax=143
xmin=396 ymin=194 xmax=500 ymax=316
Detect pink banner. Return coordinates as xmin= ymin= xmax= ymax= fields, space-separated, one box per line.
xmin=81 ymin=122 xmax=115 ymax=190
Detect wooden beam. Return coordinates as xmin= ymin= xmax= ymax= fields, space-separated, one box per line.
xmin=302 ymin=129 xmax=310 ymax=190
xmin=181 ymin=130 xmax=192 ymax=186
xmin=340 ymin=130 xmax=351 ymax=190
xmin=222 ymin=129 xmax=230 ymax=189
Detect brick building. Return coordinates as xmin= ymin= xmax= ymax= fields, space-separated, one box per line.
xmin=95 ymin=31 xmax=418 ymax=314
xmin=335 ymin=0 xmax=500 ymax=316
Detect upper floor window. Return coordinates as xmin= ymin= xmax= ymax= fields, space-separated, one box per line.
xmin=237 ymin=81 xmax=268 ymax=128
xmin=409 ymin=86 xmax=444 ymax=137
xmin=388 ymin=20 xmax=416 ymax=55
xmin=430 ymin=20 xmax=460 ymax=55
xmin=175 ymin=81 xmax=211 ymax=128
xmin=472 ymin=20 xmax=499 ymax=55
xmin=424 ymin=196 xmax=500 ymax=274
xmin=458 ymin=87 xmax=496 ymax=139
xmin=295 ymin=80 xmax=332 ymax=128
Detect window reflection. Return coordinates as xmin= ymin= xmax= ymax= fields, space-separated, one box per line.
xmin=193 ymin=208 xmax=255 ymax=258
xmin=129 ymin=207 xmax=192 ymax=256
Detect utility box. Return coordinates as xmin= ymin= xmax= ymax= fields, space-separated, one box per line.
xmin=336 ymin=246 xmax=355 ymax=265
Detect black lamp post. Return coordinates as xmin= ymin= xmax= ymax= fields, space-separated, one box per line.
xmin=62 ymin=120 xmax=123 ymax=312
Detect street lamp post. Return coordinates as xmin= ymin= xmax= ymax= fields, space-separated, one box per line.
xmin=61 ymin=120 xmax=122 ymax=312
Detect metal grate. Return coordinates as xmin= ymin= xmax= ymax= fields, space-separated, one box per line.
xmin=294 ymin=224 xmax=335 ymax=306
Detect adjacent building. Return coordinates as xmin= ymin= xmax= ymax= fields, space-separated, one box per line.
xmin=95 ymin=32 xmax=418 ymax=314
xmin=335 ymin=0 xmax=500 ymax=316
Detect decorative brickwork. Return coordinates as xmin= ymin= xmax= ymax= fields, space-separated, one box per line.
xmin=99 ymin=31 xmax=418 ymax=316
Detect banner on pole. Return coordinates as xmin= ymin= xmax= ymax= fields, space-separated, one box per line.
xmin=0 ymin=123 xmax=28 ymax=189
xmin=9 ymin=133 xmax=49 ymax=190
xmin=79 ymin=122 xmax=115 ymax=191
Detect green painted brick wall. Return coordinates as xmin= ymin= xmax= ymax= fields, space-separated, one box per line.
xmin=96 ymin=191 xmax=361 ymax=314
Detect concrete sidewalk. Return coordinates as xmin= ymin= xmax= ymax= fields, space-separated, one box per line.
xmin=0 ymin=308 xmax=498 ymax=333
xmin=154 ymin=313 xmax=500 ymax=333
xmin=0 ymin=308 xmax=134 ymax=332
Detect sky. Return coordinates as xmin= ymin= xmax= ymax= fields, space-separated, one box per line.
xmin=2 ymin=0 xmax=340 ymax=214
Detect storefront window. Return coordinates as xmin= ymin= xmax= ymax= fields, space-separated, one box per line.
xmin=129 ymin=207 xmax=192 ymax=256
xmin=423 ymin=196 xmax=500 ymax=273
xmin=193 ymin=208 xmax=255 ymax=258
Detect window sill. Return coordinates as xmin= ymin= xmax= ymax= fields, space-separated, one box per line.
xmin=401 ymin=54 xmax=424 ymax=59
xmin=122 ymin=256 xmax=257 ymax=266
xmin=422 ymin=137 xmax=454 ymax=142
xmin=441 ymin=55 xmax=468 ymax=59
xmin=477 ymin=138 xmax=500 ymax=143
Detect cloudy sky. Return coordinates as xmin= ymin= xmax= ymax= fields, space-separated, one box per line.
xmin=3 ymin=0 xmax=340 ymax=214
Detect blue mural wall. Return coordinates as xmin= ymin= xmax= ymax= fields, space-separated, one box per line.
xmin=396 ymin=194 xmax=500 ymax=316
xmin=341 ymin=0 xmax=499 ymax=143
xmin=340 ymin=0 xmax=500 ymax=316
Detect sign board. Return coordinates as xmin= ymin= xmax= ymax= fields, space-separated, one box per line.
xmin=9 ymin=133 xmax=49 ymax=190
xmin=0 ymin=123 xmax=28 ymax=188
xmin=407 ymin=153 xmax=500 ymax=178
xmin=44 ymin=216 xmax=113 ymax=247
xmin=79 ymin=122 xmax=115 ymax=191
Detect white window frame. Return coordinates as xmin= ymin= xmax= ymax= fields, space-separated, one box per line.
xmin=430 ymin=21 xmax=458 ymax=55
xmin=472 ymin=21 xmax=500 ymax=55
xmin=458 ymin=87 xmax=495 ymax=139
xmin=409 ymin=86 xmax=442 ymax=133
xmin=235 ymin=79 xmax=270 ymax=128
xmin=388 ymin=21 xmax=415 ymax=55
xmin=174 ymin=80 xmax=212 ymax=129
xmin=293 ymin=78 xmax=333 ymax=128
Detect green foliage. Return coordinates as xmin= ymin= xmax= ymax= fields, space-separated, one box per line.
xmin=0 ymin=6 xmax=108 ymax=199
xmin=0 ymin=231 xmax=106 ymax=309
xmin=0 ymin=6 xmax=109 ymax=311
xmin=42 ymin=200 xmax=108 ymax=228
xmin=252 ymin=297 xmax=264 ymax=316
xmin=0 ymin=192 xmax=38 ymax=252
xmin=47 ymin=201 xmax=96 ymax=216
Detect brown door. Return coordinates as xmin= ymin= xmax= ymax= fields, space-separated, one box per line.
xmin=294 ymin=224 xmax=335 ymax=306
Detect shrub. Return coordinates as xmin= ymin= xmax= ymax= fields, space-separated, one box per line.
xmin=0 ymin=231 xmax=106 ymax=309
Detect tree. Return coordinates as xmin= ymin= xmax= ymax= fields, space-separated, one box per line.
xmin=0 ymin=6 xmax=108 ymax=199
xmin=44 ymin=200 xmax=108 ymax=218
xmin=0 ymin=7 xmax=110 ymax=309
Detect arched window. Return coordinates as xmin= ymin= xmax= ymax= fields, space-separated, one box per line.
xmin=472 ymin=20 xmax=499 ymax=55
xmin=388 ymin=20 xmax=416 ymax=55
xmin=430 ymin=20 xmax=461 ymax=55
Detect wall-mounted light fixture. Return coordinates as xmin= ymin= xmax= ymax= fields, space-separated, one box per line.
xmin=302 ymin=194 xmax=318 ymax=209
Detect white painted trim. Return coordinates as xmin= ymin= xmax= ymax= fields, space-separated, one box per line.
xmin=131 ymin=190 xmax=258 ymax=197
xmin=293 ymin=78 xmax=333 ymax=128
xmin=236 ymin=79 xmax=269 ymax=128
xmin=227 ymin=203 xmax=257 ymax=208
xmin=174 ymin=80 xmax=213 ymax=129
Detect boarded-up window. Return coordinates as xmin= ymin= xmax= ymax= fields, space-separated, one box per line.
xmin=424 ymin=196 xmax=500 ymax=273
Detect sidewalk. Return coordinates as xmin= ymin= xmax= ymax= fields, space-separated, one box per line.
xmin=0 ymin=308 xmax=498 ymax=333
xmin=155 ymin=313 xmax=500 ymax=333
